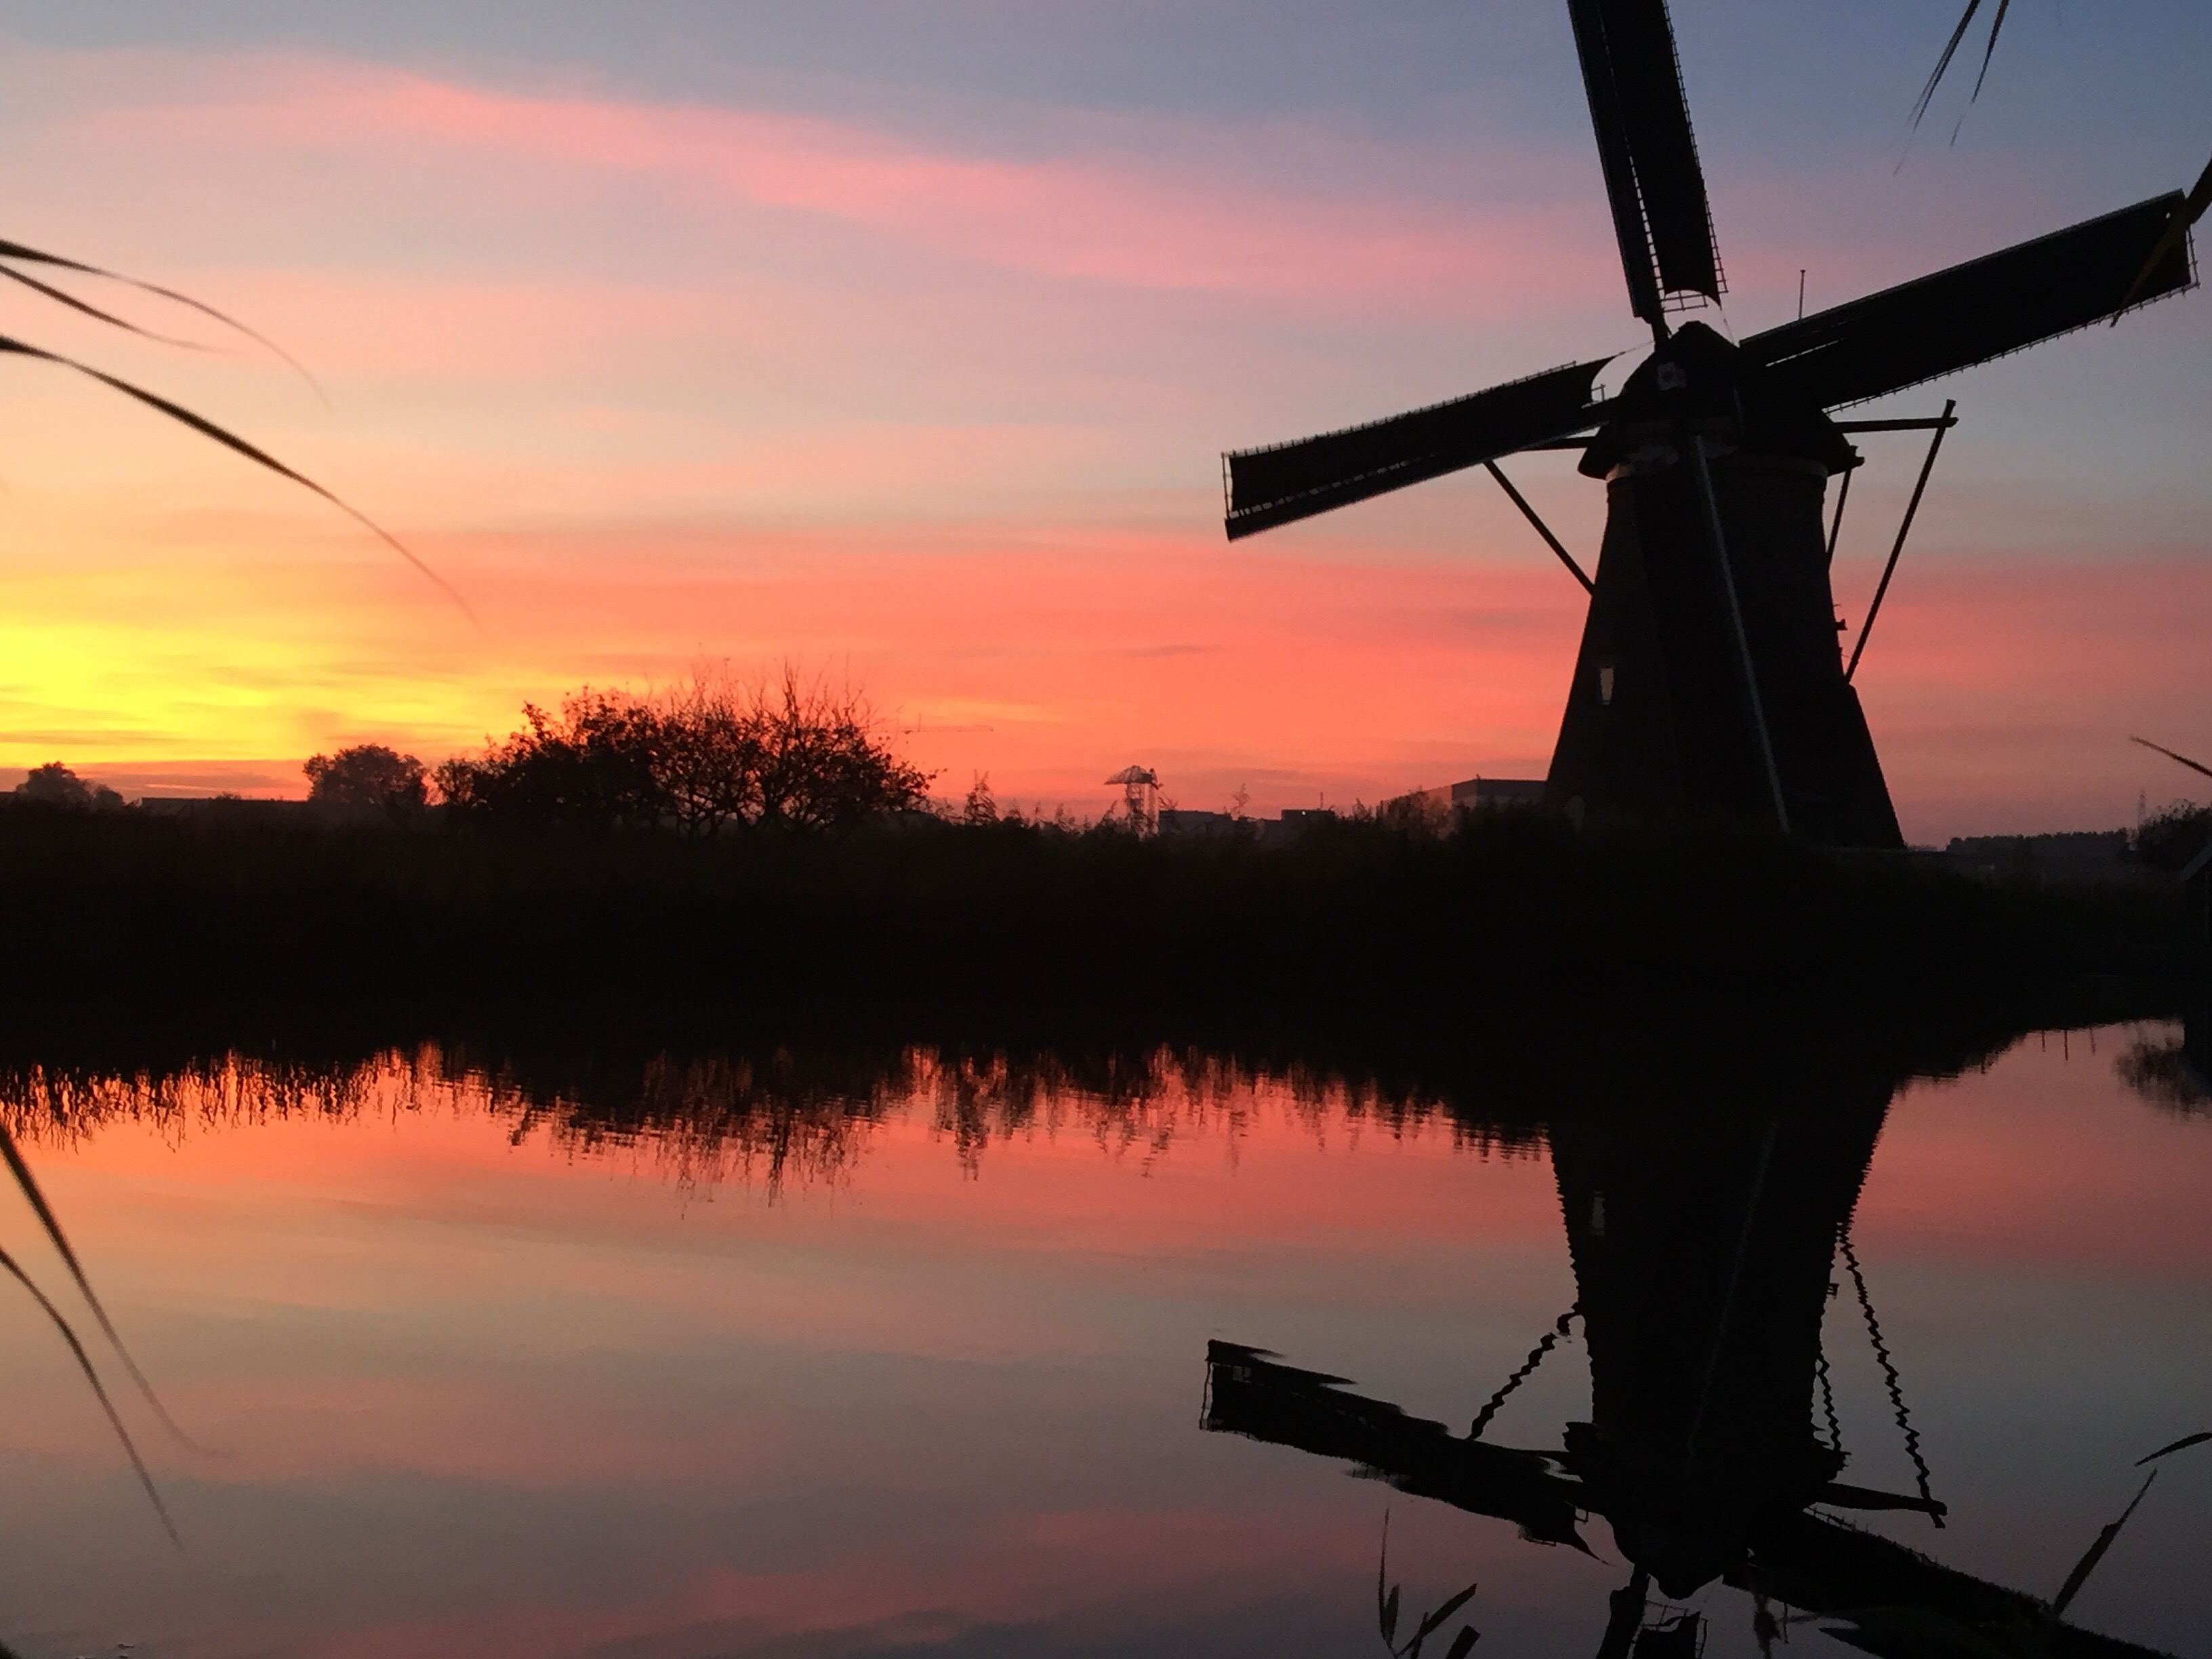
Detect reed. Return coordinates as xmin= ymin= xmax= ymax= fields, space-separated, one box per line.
xmin=0 ymin=796 xmax=2196 ymax=1029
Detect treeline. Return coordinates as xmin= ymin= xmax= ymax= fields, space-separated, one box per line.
xmin=428 ymin=674 xmax=933 ymax=836
xmin=14 ymin=672 xmax=938 ymax=838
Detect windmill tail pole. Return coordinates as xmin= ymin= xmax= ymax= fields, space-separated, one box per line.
xmin=1846 ymin=399 xmax=1956 ymax=684
xmin=1483 ymin=460 xmax=1594 ymax=594
xmin=1688 ymin=436 xmax=1790 ymax=834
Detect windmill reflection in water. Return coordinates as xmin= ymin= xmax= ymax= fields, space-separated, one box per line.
xmin=1201 ymin=1072 xmax=2179 ymax=1658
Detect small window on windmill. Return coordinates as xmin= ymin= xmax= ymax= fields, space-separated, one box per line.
xmin=1598 ymin=661 xmax=1616 ymax=706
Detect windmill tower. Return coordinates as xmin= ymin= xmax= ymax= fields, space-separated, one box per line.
xmin=1223 ymin=0 xmax=2202 ymax=846
xmin=1104 ymin=765 xmax=1160 ymax=835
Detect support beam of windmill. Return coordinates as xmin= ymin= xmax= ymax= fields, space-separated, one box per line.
xmin=1217 ymin=0 xmax=2205 ymax=848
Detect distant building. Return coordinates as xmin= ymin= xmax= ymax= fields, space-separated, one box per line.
xmin=137 ymin=796 xmax=310 ymax=820
xmin=1944 ymin=832 xmax=2135 ymax=883
xmin=1383 ymin=776 xmax=1549 ymax=818
xmin=1159 ymin=808 xmax=1238 ymax=839
xmin=1460 ymin=777 xmax=1546 ymax=811
xmin=1255 ymin=806 xmax=1336 ymax=848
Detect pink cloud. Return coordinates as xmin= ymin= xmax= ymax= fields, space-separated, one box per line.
xmin=64 ymin=53 xmax=1618 ymax=316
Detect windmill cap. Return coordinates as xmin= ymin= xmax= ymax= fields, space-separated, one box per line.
xmin=1580 ymin=321 xmax=1853 ymax=479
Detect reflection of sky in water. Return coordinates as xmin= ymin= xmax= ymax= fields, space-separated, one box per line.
xmin=0 ymin=1027 xmax=2205 ymax=1656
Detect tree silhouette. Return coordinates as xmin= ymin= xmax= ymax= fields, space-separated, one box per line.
xmin=14 ymin=762 xmax=121 ymax=811
xmin=304 ymin=745 xmax=429 ymax=812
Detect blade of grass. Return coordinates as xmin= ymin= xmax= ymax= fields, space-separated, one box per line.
xmin=1910 ymin=2 xmax=1984 ymax=130
xmin=2051 ymin=1470 xmax=2155 ymax=1619
xmin=1378 ymin=1511 xmax=1398 ymax=1646
xmin=0 ymin=331 xmax=481 ymax=630
xmin=0 ymin=236 xmax=327 ymax=405
xmin=1967 ymin=0 xmax=2013 ymax=102
xmin=0 ymin=1118 xmax=204 ymax=1450
xmin=0 ymin=262 xmax=211 ymax=351
xmin=1406 ymin=1582 xmax=1480 ymax=1659
xmin=2137 ymin=1430 xmax=2212 ymax=1466
xmin=0 ymin=1244 xmax=177 ymax=1544
xmin=2131 ymin=735 xmax=2212 ymax=782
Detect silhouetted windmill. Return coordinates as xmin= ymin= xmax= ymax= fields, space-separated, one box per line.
xmin=1223 ymin=0 xmax=2203 ymax=846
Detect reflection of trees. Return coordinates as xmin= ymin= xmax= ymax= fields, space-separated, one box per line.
xmin=0 ymin=1040 xmax=1517 ymax=1197
xmin=2116 ymin=1006 xmax=2212 ymax=1115
xmin=0 ymin=993 xmax=2171 ymax=1202
xmin=0 ymin=1048 xmax=891 ymax=1197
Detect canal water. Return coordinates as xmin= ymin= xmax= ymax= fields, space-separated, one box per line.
xmin=0 ymin=1017 xmax=2206 ymax=1657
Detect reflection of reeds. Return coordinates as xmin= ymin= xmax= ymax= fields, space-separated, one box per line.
xmin=0 ymin=991 xmax=2139 ymax=1200
xmin=1375 ymin=1512 xmax=1479 ymax=1659
xmin=0 ymin=1040 xmax=1510 ymax=1200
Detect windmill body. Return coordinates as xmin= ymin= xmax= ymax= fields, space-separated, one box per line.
xmin=1221 ymin=0 xmax=2198 ymax=846
xmin=1551 ymin=325 xmax=1901 ymax=843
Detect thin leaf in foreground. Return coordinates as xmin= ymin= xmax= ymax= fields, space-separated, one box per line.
xmin=2131 ymin=735 xmax=2212 ymax=783
xmin=0 ymin=331 xmax=480 ymax=630
xmin=0 ymin=234 xmax=328 ymax=404
xmin=0 ymin=1245 xmax=177 ymax=1545
xmin=0 ymin=261 xmax=211 ymax=351
xmin=0 ymin=1118 xmax=202 ymax=1451
xmin=2051 ymin=1470 xmax=2156 ymax=1619
xmin=2136 ymin=1430 xmax=2212 ymax=1467
xmin=1910 ymin=1 xmax=1985 ymax=131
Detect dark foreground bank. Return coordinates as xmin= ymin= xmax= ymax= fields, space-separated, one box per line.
xmin=0 ymin=798 xmax=2201 ymax=1030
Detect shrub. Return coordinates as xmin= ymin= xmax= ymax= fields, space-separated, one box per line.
xmin=2135 ymin=800 xmax=2211 ymax=873
xmin=14 ymin=763 xmax=123 ymax=811
xmin=304 ymin=744 xmax=428 ymax=811
xmin=437 ymin=670 xmax=932 ymax=836
xmin=436 ymin=692 xmax=663 ymax=830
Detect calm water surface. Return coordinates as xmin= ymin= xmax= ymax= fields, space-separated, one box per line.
xmin=0 ymin=1021 xmax=2208 ymax=1657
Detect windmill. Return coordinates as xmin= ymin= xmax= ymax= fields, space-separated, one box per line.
xmin=1223 ymin=0 xmax=2203 ymax=846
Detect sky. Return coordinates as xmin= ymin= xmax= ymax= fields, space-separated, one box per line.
xmin=0 ymin=1 xmax=2206 ymax=836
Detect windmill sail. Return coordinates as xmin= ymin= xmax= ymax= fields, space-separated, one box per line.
xmin=1223 ymin=359 xmax=1610 ymax=539
xmin=1566 ymin=0 xmax=1723 ymax=327
xmin=1746 ymin=192 xmax=2196 ymax=411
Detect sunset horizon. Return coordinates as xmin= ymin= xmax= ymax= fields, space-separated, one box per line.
xmin=0 ymin=3 xmax=2206 ymax=838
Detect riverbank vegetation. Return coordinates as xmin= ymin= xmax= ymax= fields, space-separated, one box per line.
xmin=0 ymin=780 xmax=2199 ymax=1029
xmin=3 ymin=674 xmax=2202 ymax=1027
